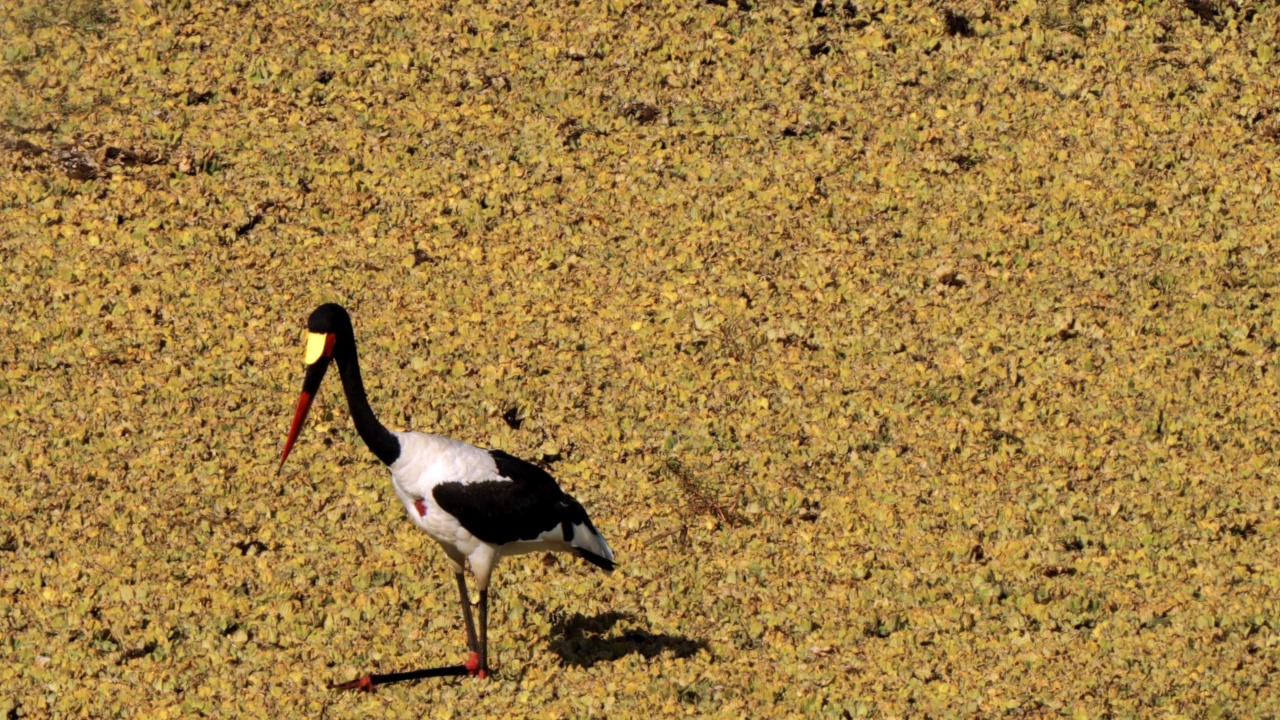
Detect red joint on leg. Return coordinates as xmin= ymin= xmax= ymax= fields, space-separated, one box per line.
xmin=478 ymin=668 xmax=489 ymax=680
xmin=465 ymin=651 xmax=481 ymax=673
xmin=413 ymin=498 xmax=427 ymax=517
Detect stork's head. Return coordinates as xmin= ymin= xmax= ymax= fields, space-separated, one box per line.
xmin=278 ymin=303 xmax=351 ymax=471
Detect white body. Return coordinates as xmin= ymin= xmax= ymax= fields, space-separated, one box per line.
xmin=387 ymin=431 xmax=613 ymax=589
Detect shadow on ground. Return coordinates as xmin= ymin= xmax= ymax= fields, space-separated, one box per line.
xmin=547 ymin=611 xmax=710 ymax=668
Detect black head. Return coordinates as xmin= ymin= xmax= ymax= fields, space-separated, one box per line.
xmin=307 ymin=303 xmax=353 ymax=335
xmin=280 ymin=303 xmax=353 ymax=471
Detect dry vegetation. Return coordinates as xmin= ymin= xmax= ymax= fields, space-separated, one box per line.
xmin=3 ymin=0 xmax=1280 ymax=716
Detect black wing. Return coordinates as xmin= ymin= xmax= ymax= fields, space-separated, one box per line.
xmin=432 ymin=450 xmax=593 ymax=546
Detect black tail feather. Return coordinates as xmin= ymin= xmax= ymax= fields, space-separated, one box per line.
xmin=577 ymin=549 xmax=616 ymax=572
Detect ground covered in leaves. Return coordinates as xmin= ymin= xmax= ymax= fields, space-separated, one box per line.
xmin=3 ymin=0 xmax=1280 ymax=716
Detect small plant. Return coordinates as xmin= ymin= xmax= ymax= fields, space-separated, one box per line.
xmin=19 ymin=0 xmax=113 ymax=32
xmin=659 ymin=456 xmax=744 ymax=529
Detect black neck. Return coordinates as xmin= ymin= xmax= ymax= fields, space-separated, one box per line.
xmin=333 ymin=327 xmax=401 ymax=466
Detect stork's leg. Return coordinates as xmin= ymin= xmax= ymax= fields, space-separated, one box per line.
xmin=465 ymin=545 xmax=497 ymax=679
xmin=454 ymin=572 xmax=479 ymax=651
xmin=454 ymin=571 xmax=481 ymax=673
xmin=477 ymin=588 xmax=491 ymax=678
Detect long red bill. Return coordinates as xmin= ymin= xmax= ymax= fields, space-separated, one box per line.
xmin=278 ymin=352 xmax=333 ymax=474
xmin=278 ymin=391 xmax=314 ymax=472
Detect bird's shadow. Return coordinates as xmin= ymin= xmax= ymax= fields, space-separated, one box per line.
xmin=546 ymin=611 xmax=709 ymax=668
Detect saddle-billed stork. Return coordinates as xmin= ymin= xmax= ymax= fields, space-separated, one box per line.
xmin=279 ymin=303 xmax=615 ymax=687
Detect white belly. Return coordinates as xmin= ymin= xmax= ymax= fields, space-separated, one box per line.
xmin=393 ymin=484 xmax=484 ymax=555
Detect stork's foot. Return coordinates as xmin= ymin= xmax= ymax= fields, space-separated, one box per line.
xmin=464 ymin=651 xmax=492 ymax=679
xmin=332 ymin=674 xmax=375 ymax=692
